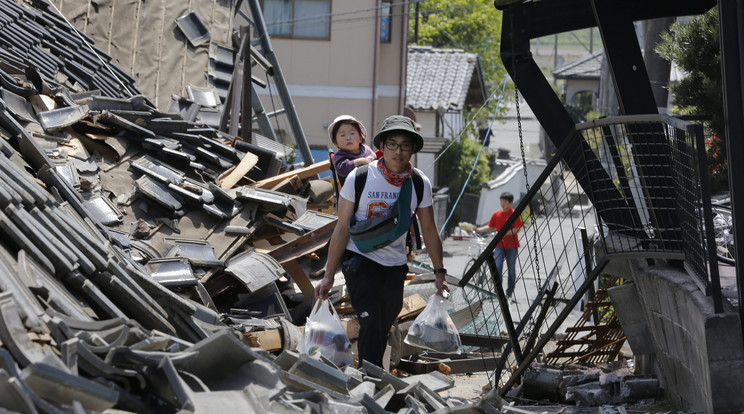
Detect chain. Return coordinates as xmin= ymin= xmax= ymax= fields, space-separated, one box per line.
xmin=516 ymin=87 xmax=541 ymax=287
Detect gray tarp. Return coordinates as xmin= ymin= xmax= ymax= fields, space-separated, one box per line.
xmin=58 ymin=0 xmax=235 ymax=109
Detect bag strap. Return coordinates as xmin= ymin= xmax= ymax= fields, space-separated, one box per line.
xmin=410 ymin=168 xmax=424 ymax=250
xmin=353 ymin=165 xmax=369 ymax=211
xmin=354 ymin=164 xmax=425 ymax=249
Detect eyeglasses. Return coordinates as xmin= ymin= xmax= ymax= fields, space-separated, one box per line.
xmin=384 ymin=141 xmax=414 ymax=152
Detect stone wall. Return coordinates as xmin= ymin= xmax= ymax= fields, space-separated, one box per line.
xmin=609 ymin=259 xmax=744 ymax=413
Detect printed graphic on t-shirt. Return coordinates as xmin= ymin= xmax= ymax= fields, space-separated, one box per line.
xmin=367 ymin=201 xmax=388 ymax=218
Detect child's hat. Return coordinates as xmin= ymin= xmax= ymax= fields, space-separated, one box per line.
xmin=328 ymin=115 xmax=368 ymax=144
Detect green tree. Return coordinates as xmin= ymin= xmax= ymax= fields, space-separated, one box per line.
xmin=656 ymin=8 xmax=727 ymax=192
xmin=409 ymin=0 xmax=506 ymax=87
xmin=438 ymin=137 xmax=491 ymax=227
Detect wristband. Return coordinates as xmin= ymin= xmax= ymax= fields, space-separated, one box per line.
xmin=433 ymin=268 xmax=447 ymax=275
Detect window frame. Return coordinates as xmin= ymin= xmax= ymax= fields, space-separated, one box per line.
xmin=380 ymin=1 xmax=392 ymax=43
xmin=260 ymin=0 xmax=332 ymax=41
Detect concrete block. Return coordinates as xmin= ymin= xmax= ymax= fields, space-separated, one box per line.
xmin=607 ymin=283 xmax=654 ymax=355
xmin=620 ymin=377 xmax=662 ymax=401
xmin=565 ymin=382 xmax=609 ymax=406
xmin=559 ymin=369 xmax=600 ymax=397
xmin=709 ymin=360 xmax=744 ymax=413
xmin=705 ymin=313 xmax=744 ymax=362
xmin=523 ymin=366 xmax=561 ymax=401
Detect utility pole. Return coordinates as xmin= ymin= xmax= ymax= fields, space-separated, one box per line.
xmin=590 ymin=28 xmax=593 ymax=54
xmin=414 ymin=2 xmax=419 ymax=43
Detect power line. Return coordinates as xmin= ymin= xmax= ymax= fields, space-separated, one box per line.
xmin=263 ymin=1 xmax=484 ymax=28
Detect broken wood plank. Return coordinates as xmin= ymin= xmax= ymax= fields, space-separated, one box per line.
xmin=253 ymin=160 xmax=330 ymax=189
xmin=244 ymin=319 xmax=360 ymax=351
xmin=216 ymin=152 xmax=259 ymax=189
xmin=398 ymin=294 xmax=427 ymax=320
xmin=267 ymin=217 xmax=336 ymax=264
xmin=270 ymin=175 xmax=303 ymax=193
xmin=283 ymin=259 xmax=314 ymax=300
xmin=245 ymin=329 xmax=282 ymax=350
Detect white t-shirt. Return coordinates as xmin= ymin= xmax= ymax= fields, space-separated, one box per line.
xmin=340 ymin=161 xmax=433 ymax=266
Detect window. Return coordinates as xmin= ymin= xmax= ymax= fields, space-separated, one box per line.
xmin=262 ymin=0 xmax=330 ymax=39
xmin=380 ymin=1 xmax=391 ymax=43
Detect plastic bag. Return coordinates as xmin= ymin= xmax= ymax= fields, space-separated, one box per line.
xmin=301 ymin=299 xmax=353 ymax=368
xmin=404 ymin=294 xmax=461 ymax=353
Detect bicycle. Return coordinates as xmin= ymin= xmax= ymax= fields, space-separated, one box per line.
xmin=462 ymin=231 xmax=492 ymax=286
xmin=710 ymin=204 xmax=735 ymax=265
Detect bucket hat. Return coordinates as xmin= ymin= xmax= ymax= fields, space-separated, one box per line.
xmin=373 ymin=115 xmax=424 ymax=153
xmin=328 ymin=115 xmax=368 ymax=144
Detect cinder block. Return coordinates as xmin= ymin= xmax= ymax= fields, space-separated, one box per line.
xmin=705 ymin=313 xmax=744 ymax=361
xmin=608 ymin=283 xmax=654 ymax=354
xmin=709 ymin=360 xmax=744 ymax=413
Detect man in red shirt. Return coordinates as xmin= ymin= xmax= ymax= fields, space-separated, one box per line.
xmin=475 ymin=192 xmax=522 ymax=299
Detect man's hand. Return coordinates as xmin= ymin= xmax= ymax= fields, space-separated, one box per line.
xmin=314 ymin=273 xmax=334 ymax=299
xmin=436 ymin=275 xmax=449 ymax=297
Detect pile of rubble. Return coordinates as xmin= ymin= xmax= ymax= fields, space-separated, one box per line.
xmin=516 ymin=362 xmax=663 ymax=407
xmin=0 ymin=1 xmax=513 ymax=412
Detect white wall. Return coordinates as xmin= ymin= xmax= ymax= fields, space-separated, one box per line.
xmin=476 ymin=159 xmax=546 ymax=225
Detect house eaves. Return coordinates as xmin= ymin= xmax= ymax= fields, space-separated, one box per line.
xmin=406 ymin=46 xmax=487 ymax=112
xmin=552 ymin=50 xmax=604 ymax=80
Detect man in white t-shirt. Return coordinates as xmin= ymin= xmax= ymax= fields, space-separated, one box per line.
xmin=315 ymin=115 xmax=448 ymax=369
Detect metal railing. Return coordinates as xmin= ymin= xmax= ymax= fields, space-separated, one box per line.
xmin=457 ymin=114 xmax=722 ymax=394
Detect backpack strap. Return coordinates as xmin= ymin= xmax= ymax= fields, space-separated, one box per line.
xmin=353 ymin=165 xmax=369 ymax=212
xmin=409 ymin=168 xmax=424 ymax=250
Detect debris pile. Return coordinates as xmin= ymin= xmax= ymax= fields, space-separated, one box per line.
xmin=0 ymin=1 xmax=511 ymax=412
xmin=517 ymin=362 xmax=663 ymax=407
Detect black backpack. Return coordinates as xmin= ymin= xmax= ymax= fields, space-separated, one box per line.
xmin=353 ymin=165 xmax=424 ymax=250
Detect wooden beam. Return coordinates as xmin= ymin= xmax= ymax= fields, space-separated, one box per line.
xmin=398 ymin=294 xmax=427 ymax=320
xmin=283 ymin=259 xmax=314 ymax=300
xmin=253 ymin=160 xmax=330 ymax=189
xmin=267 ymin=218 xmax=336 ymax=264
xmin=244 ymin=319 xmax=360 ymax=351
xmin=216 ymin=152 xmax=259 ymax=189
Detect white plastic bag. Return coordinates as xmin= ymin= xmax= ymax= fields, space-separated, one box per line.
xmin=301 ymin=299 xmax=353 ymax=368
xmin=404 ymin=294 xmax=461 ymax=353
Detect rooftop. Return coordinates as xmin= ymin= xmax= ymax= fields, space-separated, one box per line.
xmin=407 ymin=46 xmax=487 ymax=111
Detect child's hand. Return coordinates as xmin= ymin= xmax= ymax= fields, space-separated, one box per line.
xmin=355 ymin=157 xmax=373 ymax=167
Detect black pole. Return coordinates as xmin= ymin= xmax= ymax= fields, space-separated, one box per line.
xmin=414 ymin=2 xmax=419 ymax=43
xmin=718 ymin=0 xmax=744 ymax=343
